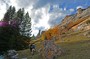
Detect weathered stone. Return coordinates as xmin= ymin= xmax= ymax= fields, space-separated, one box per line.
xmin=7 ymin=50 xmax=18 ymax=59
xmin=40 ymin=37 xmax=62 ymax=59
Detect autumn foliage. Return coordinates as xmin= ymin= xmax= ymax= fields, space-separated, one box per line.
xmin=42 ymin=26 xmax=60 ymax=40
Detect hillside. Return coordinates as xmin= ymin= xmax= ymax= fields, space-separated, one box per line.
xmin=39 ymin=7 xmax=90 ymax=41
xmin=16 ymin=7 xmax=90 ymax=59
xmin=14 ymin=6 xmax=90 ymax=59
xmin=59 ymin=7 xmax=90 ymax=32
xmin=18 ymin=30 xmax=90 ymax=59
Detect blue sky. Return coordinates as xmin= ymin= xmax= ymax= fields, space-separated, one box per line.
xmin=0 ymin=0 xmax=90 ymax=36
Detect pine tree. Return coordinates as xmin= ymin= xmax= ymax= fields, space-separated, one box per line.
xmin=0 ymin=6 xmax=32 ymax=51
xmin=3 ymin=6 xmax=16 ymax=21
xmin=25 ymin=12 xmax=31 ymax=37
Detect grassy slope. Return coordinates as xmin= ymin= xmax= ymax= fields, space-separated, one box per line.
xmin=57 ymin=35 xmax=90 ymax=59
xmin=18 ymin=31 xmax=90 ymax=59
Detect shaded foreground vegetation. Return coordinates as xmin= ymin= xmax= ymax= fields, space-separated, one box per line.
xmin=0 ymin=6 xmax=31 ymax=52
xmin=18 ymin=31 xmax=90 ymax=59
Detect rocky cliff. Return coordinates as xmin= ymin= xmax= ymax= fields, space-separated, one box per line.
xmin=41 ymin=7 xmax=90 ymax=39
xmin=58 ymin=6 xmax=90 ymax=33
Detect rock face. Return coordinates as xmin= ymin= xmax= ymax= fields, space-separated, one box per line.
xmin=6 ymin=50 xmax=18 ymax=59
xmin=40 ymin=37 xmax=62 ymax=59
xmin=58 ymin=6 xmax=90 ymax=33
xmin=77 ymin=8 xmax=85 ymax=15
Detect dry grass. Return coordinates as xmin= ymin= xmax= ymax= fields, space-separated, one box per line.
xmin=18 ymin=31 xmax=90 ymax=59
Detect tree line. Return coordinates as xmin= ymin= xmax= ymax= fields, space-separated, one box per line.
xmin=0 ymin=6 xmax=31 ymax=52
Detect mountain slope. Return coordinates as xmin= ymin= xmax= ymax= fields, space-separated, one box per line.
xmin=58 ymin=7 xmax=90 ymax=34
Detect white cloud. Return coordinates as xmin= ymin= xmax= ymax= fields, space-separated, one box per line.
xmin=64 ymin=8 xmax=66 ymax=11
xmin=76 ymin=6 xmax=83 ymax=9
xmin=0 ymin=0 xmax=75 ymax=36
xmin=31 ymin=4 xmax=50 ymax=36
xmin=16 ymin=0 xmax=37 ymax=8
xmin=0 ymin=3 xmax=6 ymax=20
xmin=53 ymin=4 xmax=59 ymax=9
xmin=48 ymin=4 xmax=74 ymax=27
xmin=69 ymin=8 xmax=74 ymax=12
